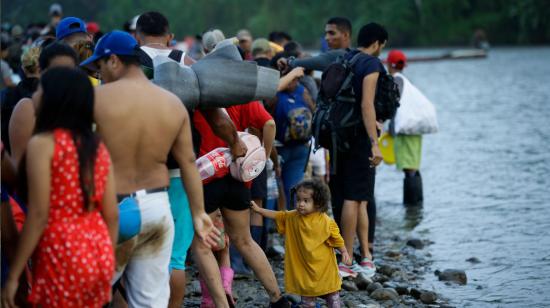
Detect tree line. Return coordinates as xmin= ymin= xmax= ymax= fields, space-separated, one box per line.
xmin=3 ymin=0 xmax=550 ymax=47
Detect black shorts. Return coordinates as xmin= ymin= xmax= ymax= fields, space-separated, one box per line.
xmin=203 ymin=175 xmax=251 ymax=214
xmin=329 ymin=134 xmax=375 ymax=203
xmin=250 ymin=169 xmax=267 ymax=200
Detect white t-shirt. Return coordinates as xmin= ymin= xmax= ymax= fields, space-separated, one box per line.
xmin=140 ymin=46 xmax=187 ymax=66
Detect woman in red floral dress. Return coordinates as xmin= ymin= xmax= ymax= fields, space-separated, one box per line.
xmin=2 ymin=67 xmax=118 ymax=308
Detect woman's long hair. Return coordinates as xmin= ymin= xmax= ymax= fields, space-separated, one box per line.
xmin=34 ymin=67 xmax=99 ymax=211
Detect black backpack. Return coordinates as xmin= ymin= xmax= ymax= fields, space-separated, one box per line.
xmin=312 ymin=52 xmax=363 ymax=154
xmin=374 ymin=73 xmax=401 ymax=122
xmin=138 ymin=48 xmax=184 ymax=79
xmin=312 ymin=51 xmax=400 ymax=170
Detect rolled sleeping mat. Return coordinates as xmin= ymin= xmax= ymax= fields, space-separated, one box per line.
xmin=153 ymin=44 xmax=280 ymax=109
xmin=192 ymin=44 xmax=280 ymax=107
xmin=208 ymin=38 xmax=242 ymax=61
xmin=192 ymin=58 xmax=259 ymax=107
xmin=255 ymin=66 xmax=280 ymax=100
xmin=153 ymin=56 xmax=200 ymax=111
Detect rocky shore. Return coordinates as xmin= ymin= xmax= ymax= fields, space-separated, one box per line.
xmin=183 ymin=208 xmax=466 ymax=307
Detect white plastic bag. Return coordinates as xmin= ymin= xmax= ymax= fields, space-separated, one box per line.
xmin=393 ymin=73 xmax=438 ymax=135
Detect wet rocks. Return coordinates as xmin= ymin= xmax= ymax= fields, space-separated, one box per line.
xmin=410 ymin=288 xmax=422 ymax=299
xmin=342 ymin=279 xmax=359 ymax=291
xmin=436 ymin=269 xmax=468 ymax=285
xmin=406 ymin=238 xmax=424 ymax=249
xmin=186 ymin=280 xmax=201 ymax=296
xmin=344 ymin=300 xmax=381 ymax=308
xmin=182 ymin=208 xmax=454 ymax=307
xmin=367 ymin=282 xmax=383 ymax=294
xmin=391 ymin=269 xmax=409 ymax=281
xmin=354 ymin=273 xmax=373 ymax=290
xmin=385 ymin=250 xmax=401 ymax=259
xmin=395 ymin=285 xmax=410 ymax=295
xmin=420 ymin=291 xmax=438 ymax=304
xmin=377 ymin=264 xmax=398 ymax=276
xmin=466 ymin=257 xmax=481 ymax=264
xmin=373 ymin=273 xmax=390 ymax=284
xmin=369 ymin=288 xmax=399 ymax=301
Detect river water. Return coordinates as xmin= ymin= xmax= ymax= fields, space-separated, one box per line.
xmin=374 ymin=47 xmax=550 ymax=307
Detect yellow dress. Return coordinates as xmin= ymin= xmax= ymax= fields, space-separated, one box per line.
xmin=275 ymin=210 xmax=344 ymax=296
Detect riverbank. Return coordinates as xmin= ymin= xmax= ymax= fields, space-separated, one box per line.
xmin=183 ymin=205 xmax=458 ymax=307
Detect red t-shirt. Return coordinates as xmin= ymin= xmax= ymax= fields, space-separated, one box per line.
xmin=194 ymin=101 xmax=273 ymax=156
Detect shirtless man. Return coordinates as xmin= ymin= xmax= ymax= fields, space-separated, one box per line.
xmin=81 ymin=30 xmax=218 ymax=307
xmin=134 ymin=12 xmax=246 ymax=307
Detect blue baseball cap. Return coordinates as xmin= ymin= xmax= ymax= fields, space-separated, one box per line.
xmin=56 ymin=17 xmax=87 ymax=40
xmin=80 ymin=30 xmax=138 ymax=71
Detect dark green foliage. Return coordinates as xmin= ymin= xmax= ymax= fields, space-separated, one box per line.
xmin=3 ymin=0 xmax=549 ymax=47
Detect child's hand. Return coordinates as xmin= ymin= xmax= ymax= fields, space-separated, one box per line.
xmin=250 ymin=201 xmax=261 ymax=212
xmin=341 ymin=250 xmax=352 ymax=266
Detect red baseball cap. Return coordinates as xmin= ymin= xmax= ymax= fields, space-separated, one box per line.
xmin=86 ymin=22 xmax=100 ymax=35
xmin=387 ymin=50 xmax=407 ymax=67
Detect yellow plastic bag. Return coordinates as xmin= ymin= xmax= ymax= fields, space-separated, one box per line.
xmin=379 ymin=132 xmax=395 ymax=165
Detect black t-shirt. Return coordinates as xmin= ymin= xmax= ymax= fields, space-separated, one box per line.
xmin=345 ymin=50 xmax=385 ymax=137
xmin=345 ymin=50 xmax=385 ymax=104
xmin=254 ymin=57 xmax=271 ymax=68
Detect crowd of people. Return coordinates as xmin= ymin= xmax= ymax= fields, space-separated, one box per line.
xmin=1 ymin=3 xmax=431 ymax=308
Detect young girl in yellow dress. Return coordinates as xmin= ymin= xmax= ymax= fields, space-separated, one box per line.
xmin=251 ymin=179 xmax=351 ymax=307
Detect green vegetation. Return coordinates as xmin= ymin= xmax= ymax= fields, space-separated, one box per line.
xmin=3 ymin=0 xmax=550 ymax=47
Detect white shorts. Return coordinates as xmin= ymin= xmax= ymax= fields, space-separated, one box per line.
xmin=113 ymin=191 xmax=175 ymax=308
xmin=310 ymin=147 xmax=327 ymax=176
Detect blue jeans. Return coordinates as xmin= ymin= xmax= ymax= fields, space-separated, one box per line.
xmin=277 ymin=143 xmax=310 ymax=209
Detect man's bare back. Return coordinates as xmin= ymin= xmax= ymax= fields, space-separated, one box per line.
xmin=94 ymin=77 xmax=189 ymax=194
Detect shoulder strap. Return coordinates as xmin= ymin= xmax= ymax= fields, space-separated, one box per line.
xmin=137 ymin=47 xmax=154 ymax=68
xmin=348 ymin=51 xmax=364 ymax=66
xmin=168 ymin=49 xmax=184 ymax=64
xmin=334 ymin=53 xmax=362 ymax=98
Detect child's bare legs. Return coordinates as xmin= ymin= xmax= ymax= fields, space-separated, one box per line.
xmin=301 ymin=292 xmax=340 ymax=308
xmin=300 ymin=296 xmax=317 ymax=307
xmin=322 ymin=292 xmax=341 ymax=308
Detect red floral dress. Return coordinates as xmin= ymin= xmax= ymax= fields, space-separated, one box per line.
xmin=28 ymin=129 xmax=114 ymax=307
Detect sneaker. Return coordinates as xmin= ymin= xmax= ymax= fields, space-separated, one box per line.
xmin=358 ymin=258 xmax=376 ymax=278
xmin=338 ymin=263 xmax=358 ymax=278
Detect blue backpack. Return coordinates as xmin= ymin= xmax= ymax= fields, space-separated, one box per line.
xmin=275 ymin=85 xmax=313 ymax=144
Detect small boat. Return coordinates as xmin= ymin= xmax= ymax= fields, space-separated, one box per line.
xmin=405 ymin=49 xmax=488 ymax=63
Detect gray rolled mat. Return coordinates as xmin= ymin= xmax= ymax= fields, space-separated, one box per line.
xmin=154 ymin=44 xmax=279 ymax=109
xmin=153 ymin=57 xmax=200 ymax=110
xmin=256 ymin=66 xmax=280 ymax=99
xmin=192 ymin=58 xmax=258 ymax=106
xmin=206 ymin=39 xmax=243 ymax=61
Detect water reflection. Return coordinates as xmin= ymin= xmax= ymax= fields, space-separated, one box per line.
xmin=376 ymin=48 xmax=550 ymax=307
xmin=404 ymin=205 xmax=423 ymax=231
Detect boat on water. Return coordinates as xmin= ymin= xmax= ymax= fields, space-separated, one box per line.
xmin=405 ymin=48 xmax=488 ymax=63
